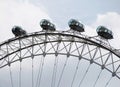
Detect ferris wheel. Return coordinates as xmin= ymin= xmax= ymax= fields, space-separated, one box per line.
xmin=0 ymin=19 xmax=120 ymax=87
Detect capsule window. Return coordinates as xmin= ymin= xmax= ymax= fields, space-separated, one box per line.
xmin=96 ymin=26 xmax=113 ymax=39
xmin=68 ymin=19 xmax=85 ymax=32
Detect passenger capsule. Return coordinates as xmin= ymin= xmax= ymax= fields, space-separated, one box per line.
xmin=40 ymin=19 xmax=56 ymax=31
xmin=96 ymin=26 xmax=113 ymax=39
xmin=68 ymin=19 xmax=84 ymax=32
xmin=12 ymin=26 xmax=27 ymax=37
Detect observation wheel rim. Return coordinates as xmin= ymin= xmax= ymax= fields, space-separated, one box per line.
xmin=0 ymin=31 xmax=120 ymax=80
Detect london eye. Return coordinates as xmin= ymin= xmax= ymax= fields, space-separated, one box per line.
xmin=0 ymin=19 xmax=120 ymax=87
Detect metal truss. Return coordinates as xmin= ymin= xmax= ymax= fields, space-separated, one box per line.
xmin=0 ymin=30 xmax=120 ymax=80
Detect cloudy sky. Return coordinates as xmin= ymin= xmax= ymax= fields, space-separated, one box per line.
xmin=0 ymin=0 xmax=120 ymax=87
xmin=0 ymin=0 xmax=120 ymax=47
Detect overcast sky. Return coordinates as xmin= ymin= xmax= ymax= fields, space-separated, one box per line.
xmin=0 ymin=0 xmax=120 ymax=87
xmin=0 ymin=0 xmax=120 ymax=44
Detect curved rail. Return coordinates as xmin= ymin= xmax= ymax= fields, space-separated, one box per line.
xmin=0 ymin=30 xmax=120 ymax=79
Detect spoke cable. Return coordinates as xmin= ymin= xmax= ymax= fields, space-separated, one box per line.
xmin=104 ymin=76 xmax=112 ymax=87
xmin=71 ymin=60 xmax=81 ymax=87
xmin=93 ymin=70 xmax=102 ymax=87
xmin=32 ymin=58 xmax=34 ymax=87
xmin=35 ymin=56 xmax=43 ymax=87
xmin=9 ymin=66 xmax=14 ymax=87
xmin=19 ymin=62 xmax=22 ymax=87
xmin=57 ymin=57 xmax=68 ymax=87
xmin=37 ymin=56 xmax=45 ymax=87
xmin=51 ymin=56 xmax=59 ymax=87
xmin=78 ymin=64 xmax=91 ymax=87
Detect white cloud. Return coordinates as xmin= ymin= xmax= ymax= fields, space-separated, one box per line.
xmin=85 ymin=12 xmax=120 ymax=49
xmin=93 ymin=12 xmax=120 ymax=28
xmin=0 ymin=0 xmax=50 ymax=42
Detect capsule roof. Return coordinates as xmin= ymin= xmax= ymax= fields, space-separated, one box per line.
xmin=40 ymin=19 xmax=56 ymax=31
xmin=96 ymin=26 xmax=113 ymax=39
xmin=68 ymin=19 xmax=84 ymax=32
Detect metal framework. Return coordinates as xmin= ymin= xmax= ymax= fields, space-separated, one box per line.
xmin=0 ymin=30 xmax=120 ymax=80
xmin=0 ymin=30 xmax=120 ymax=87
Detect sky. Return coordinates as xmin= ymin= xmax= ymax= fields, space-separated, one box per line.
xmin=0 ymin=0 xmax=120 ymax=87
xmin=0 ymin=0 xmax=120 ymax=47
